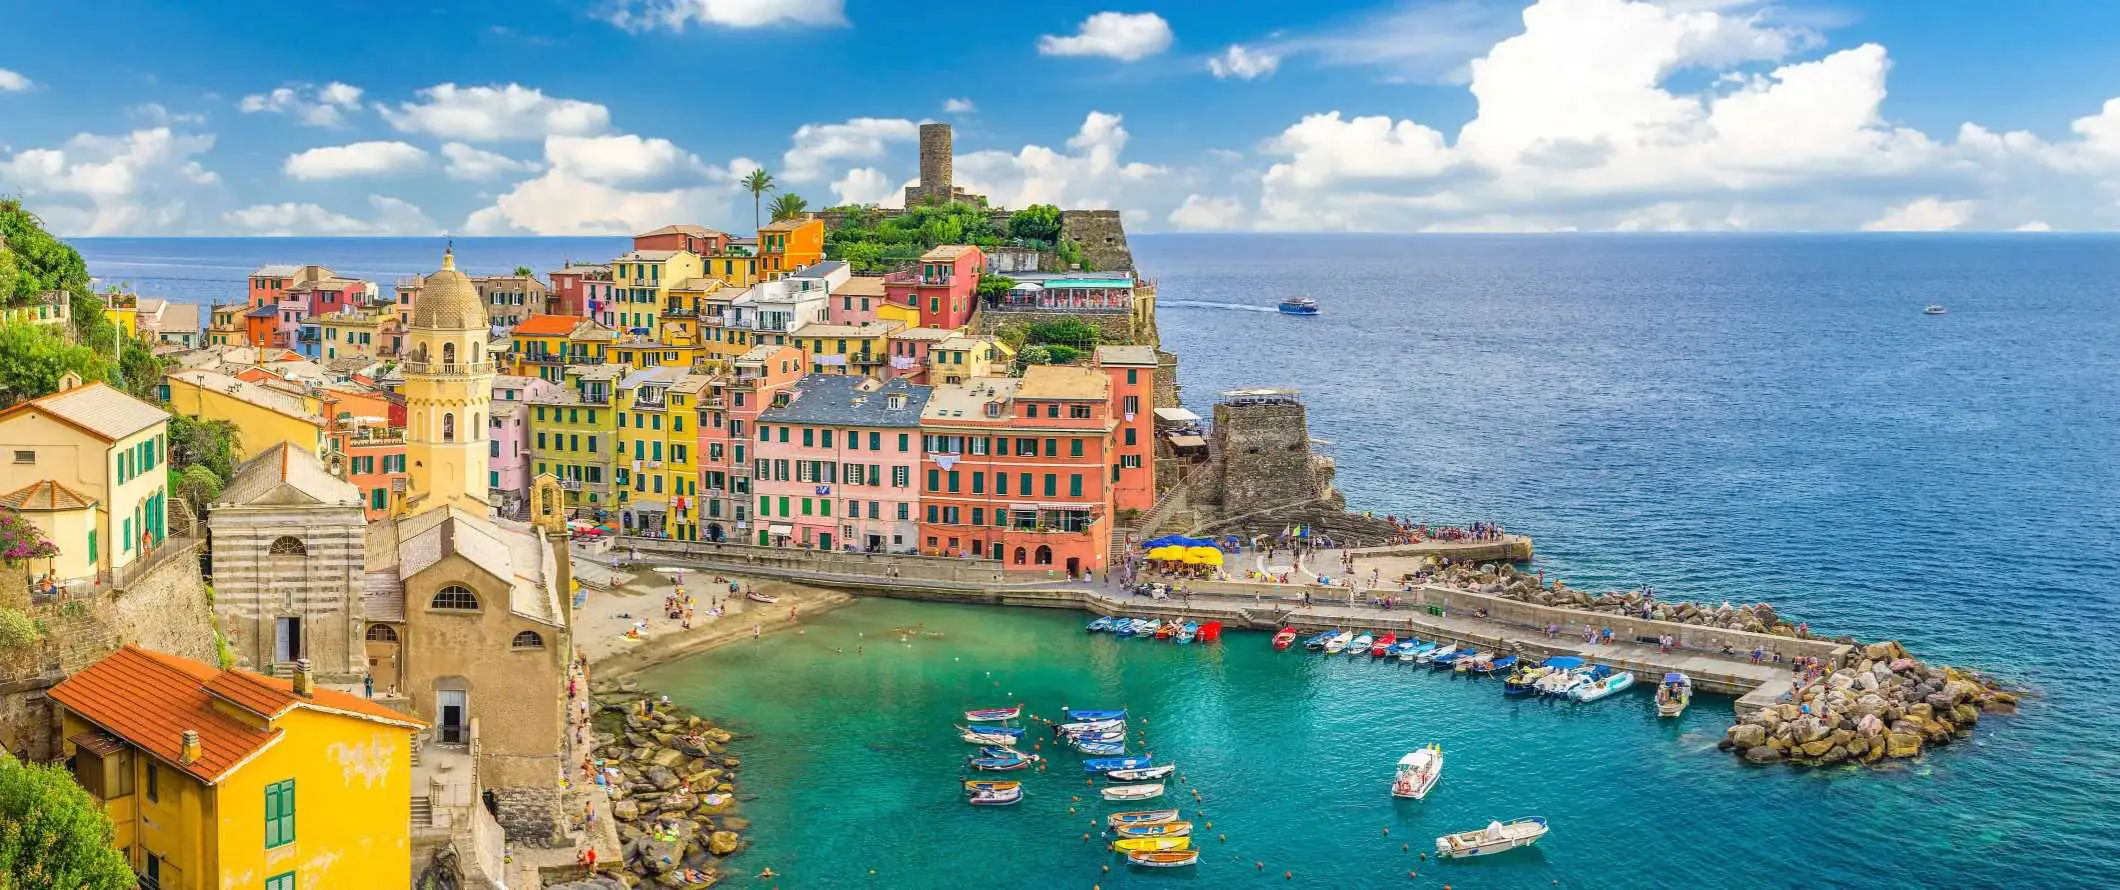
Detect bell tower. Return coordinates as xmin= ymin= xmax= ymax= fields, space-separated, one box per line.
xmin=401 ymin=247 xmax=493 ymax=517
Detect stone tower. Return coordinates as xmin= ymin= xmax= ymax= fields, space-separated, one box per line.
xmin=1208 ymin=389 xmax=1326 ymax=516
xmin=401 ymin=247 xmax=493 ymax=518
xmin=919 ymin=123 xmax=953 ymax=199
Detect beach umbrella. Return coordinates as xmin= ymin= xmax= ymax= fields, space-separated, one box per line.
xmin=1183 ymin=547 xmax=1223 ymax=566
xmin=1147 ymin=546 xmax=1185 ymax=561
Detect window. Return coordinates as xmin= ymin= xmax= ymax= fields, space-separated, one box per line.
xmin=371 ymin=489 xmax=386 ymax=510
xmin=430 ymin=586 xmax=479 ymax=611
xmin=266 ymin=873 xmax=295 ymax=890
xmin=146 ymin=762 xmax=158 ymax=803
xmin=512 ymin=631 xmax=545 ymax=650
xmin=366 ymin=624 xmax=398 ymax=642
xmin=1070 ymin=474 xmax=1083 ymax=498
xmin=1127 ymin=369 xmax=1138 ymax=384
xmin=1070 ymin=404 xmax=1093 ymax=419
xmin=898 ymin=433 xmax=909 ymax=452
xmin=1125 ymin=428 xmax=1137 ymax=445
xmin=897 ymin=502 xmax=909 ymax=520
xmin=443 ymin=413 xmax=456 ymax=442
xmin=268 ymin=536 xmax=306 ymax=556
xmin=1071 ymin=438 xmax=1084 ymax=457
xmin=1121 ymin=454 xmax=1143 ymax=469
xmin=892 ymin=466 xmax=909 ymax=487
xmin=264 ymin=779 xmax=295 ymax=848
xmin=1044 ymin=474 xmax=1057 ymax=497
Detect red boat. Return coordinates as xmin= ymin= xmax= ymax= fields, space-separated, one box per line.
xmin=1371 ymin=633 xmax=1399 ymax=657
xmin=1271 ymin=627 xmax=1298 ymax=651
xmin=1197 ymin=621 xmax=1223 ymax=642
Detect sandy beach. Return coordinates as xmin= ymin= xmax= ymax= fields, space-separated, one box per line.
xmin=577 ymin=560 xmax=855 ymax=678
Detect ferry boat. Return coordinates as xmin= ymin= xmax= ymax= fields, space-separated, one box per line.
xmin=1277 ymin=296 xmax=1320 ymax=316
xmin=1923 ymin=305 xmax=1947 ymax=315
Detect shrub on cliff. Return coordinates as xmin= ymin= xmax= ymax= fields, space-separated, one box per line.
xmin=0 ymin=754 xmax=137 ymax=889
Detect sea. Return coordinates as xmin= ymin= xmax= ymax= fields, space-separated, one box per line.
xmin=74 ymin=234 xmax=2120 ymax=888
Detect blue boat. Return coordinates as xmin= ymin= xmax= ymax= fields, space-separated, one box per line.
xmin=957 ymin=724 xmax=1025 ymax=739
xmin=1065 ymin=708 xmax=1128 ymax=721
xmin=1467 ymin=654 xmax=1519 ymax=675
xmin=1431 ymin=648 xmax=1470 ymax=669
xmin=1074 ymin=741 xmax=1127 ymax=756
xmin=977 ymin=745 xmax=1024 ymax=758
xmin=969 ymin=753 xmax=1039 ymax=771
xmin=1086 ymin=616 xmax=1115 ymax=633
xmin=1301 ymin=630 xmax=1339 ymax=652
xmin=1084 ymin=756 xmax=1153 ymax=773
xmin=1176 ymin=621 xmax=1199 ymax=644
xmin=1278 ymin=296 xmax=1320 ymax=316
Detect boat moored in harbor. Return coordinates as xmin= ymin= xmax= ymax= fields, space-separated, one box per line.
xmin=1101 ymin=782 xmax=1166 ymax=802
xmin=964 ymin=706 xmax=1021 ymax=722
xmin=1656 ymin=672 xmax=1694 ymax=717
xmin=1084 ymin=755 xmax=1153 ymax=773
xmin=1126 ymin=850 xmax=1200 ymax=868
xmin=1108 ymin=809 xmax=1181 ymax=828
xmin=1112 ymin=820 xmax=1192 ymax=838
xmin=1273 ymin=627 xmax=1299 ymax=650
xmin=1106 ymin=764 xmax=1176 ymax=782
xmin=1436 ymin=818 xmax=1549 ymax=859
xmin=1371 ymin=632 xmax=1399 ymax=656
xmin=1112 ymin=836 xmax=1192 ymax=854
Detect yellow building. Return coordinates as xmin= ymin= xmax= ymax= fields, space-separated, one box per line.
xmin=50 ymin=646 xmax=422 ymax=890
xmin=659 ymin=276 xmax=730 ymax=352
xmin=100 ymin=291 xmax=140 ymax=337
xmin=507 ymin=314 xmax=600 ymax=381
xmin=614 ymin=366 xmax=700 ymax=539
xmin=786 ymin=320 xmax=902 ymax=377
xmin=162 ymin=369 xmax=329 ymax=460
xmin=316 ymin=310 xmax=386 ymax=361
xmin=0 ymin=379 xmax=172 ymax=578
xmin=0 ymin=480 xmax=101 ymax=582
xmin=611 ymin=337 xmax=698 ymax=371
xmin=206 ymin=304 xmax=247 ymax=347
xmin=756 ymin=217 xmax=825 ymax=280
xmin=610 ymin=249 xmax=705 ymax=341
xmin=528 ymin=365 xmax=622 ymax=512
xmin=929 ymin=333 xmax=1014 ymax=384
xmin=397 ymin=248 xmax=495 ymax=518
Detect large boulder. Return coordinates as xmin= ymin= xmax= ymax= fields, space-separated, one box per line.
xmin=1852 ymin=694 xmax=1889 ymax=718
xmin=1727 ymin=723 xmax=1767 ymax=748
xmin=1885 ymin=732 xmax=1924 ymax=758
xmin=707 ymin=831 xmax=743 ymax=856
xmin=1819 ymin=744 xmax=1850 ymax=765
xmin=612 ymin=798 xmax=641 ymax=822
xmin=650 ymin=747 xmax=689 ymax=770
xmin=630 ymin=835 xmax=686 ymax=875
xmin=1743 ymin=745 xmax=1782 ymax=764
xmin=1953 ymin=704 xmax=1981 ymax=727
xmin=1799 ymin=738 xmax=1835 ymax=758
xmin=645 ymin=765 xmax=682 ymax=791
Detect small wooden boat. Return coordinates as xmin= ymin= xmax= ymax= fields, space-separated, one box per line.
xmin=1112 ymin=819 xmax=1192 ymax=839
xmin=1058 ymin=719 xmax=1125 ymax=736
xmin=1101 ymin=782 xmax=1165 ymax=802
xmin=1176 ymin=620 xmax=1200 ymax=644
xmin=1417 ymin=643 xmax=1457 ymax=665
xmin=1084 ymin=755 xmax=1152 ymax=773
xmin=1392 ymin=745 xmax=1443 ymax=800
xmin=1154 ymin=620 xmax=1177 ymax=640
xmin=1301 ymin=630 xmax=1338 ymax=651
xmin=1272 ymin=627 xmax=1299 ymax=651
xmin=1370 ymin=632 xmax=1398 ymax=657
xmin=1197 ymin=621 xmax=1223 ymax=642
xmin=1073 ymin=740 xmax=1127 ymax=756
xmin=1107 ymin=808 xmax=1180 ymax=828
xmin=958 ymin=723 xmax=1023 ymax=738
xmin=1346 ymin=632 xmax=1374 ymax=655
xmin=1068 ymin=728 xmax=1127 ymax=744
xmin=1065 ymin=708 xmax=1127 ymax=721
xmin=746 ymin=590 xmax=779 ymax=604
xmin=1105 ymin=764 xmax=1176 ymax=782
xmin=1086 ymin=616 xmax=1115 ymax=632
xmin=1111 ymin=835 xmax=1190 ymax=853
xmin=1656 ymin=672 xmax=1694 ymax=718
xmin=1571 ymin=668 xmax=1635 ymax=702
xmin=1502 ymin=663 xmax=1551 ymax=695
xmin=960 ymin=729 xmax=1016 ymax=745
xmin=968 ymin=753 xmax=1039 ymax=771
xmin=964 ymin=706 xmax=1021 ymax=722
xmin=1111 ymin=618 xmax=1142 ymax=637
xmin=1126 ymin=850 xmax=1200 ymax=868
xmin=1469 ymin=654 xmax=1519 ymax=675
xmin=1321 ymin=630 xmax=1354 ymax=654
xmin=968 ymin=786 xmax=1022 ymax=806
xmin=1139 ymin=619 xmax=1165 ymax=638
xmin=1435 ymin=817 xmax=1548 ymax=859
xmin=976 ymin=745 xmax=1026 ymax=759
xmin=1398 ymin=640 xmax=1433 ymax=662
xmin=963 ymin=779 xmax=1020 ymax=793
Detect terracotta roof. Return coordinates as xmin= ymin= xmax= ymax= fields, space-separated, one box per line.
xmin=512 ymin=314 xmax=581 ymax=337
xmin=760 ymin=218 xmax=812 ymax=233
xmin=48 ymin=645 xmax=421 ymax=784
xmin=922 ymin=245 xmax=979 ymax=261
xmin=0 ymin=480 xmax=98 ymax=511
xmin=1016 ymin=364 xmax=1109 ymax=400
xmin=0 ymin=382 xmax=170 ymax=442
xmin=636 ymin=224 xmax=721 ymax=238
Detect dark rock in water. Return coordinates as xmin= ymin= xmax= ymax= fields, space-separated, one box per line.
xmin=1743 ymin=745 xmax=1782 ymax=764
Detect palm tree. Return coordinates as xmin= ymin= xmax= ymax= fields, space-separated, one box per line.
xmin=512 ymin=265 xmax=533 ymax=277
xmin=742 ymin=168 xmax=775 ymax=230
xmin=769 ymin=192 xmax=810 ymax=223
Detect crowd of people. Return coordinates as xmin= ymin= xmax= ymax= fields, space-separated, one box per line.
xmin=1371 ymin=516 xmax=1510 ymax=546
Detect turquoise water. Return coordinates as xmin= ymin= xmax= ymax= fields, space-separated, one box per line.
xmin=640 ymin=599 xmax=2048 ymax=889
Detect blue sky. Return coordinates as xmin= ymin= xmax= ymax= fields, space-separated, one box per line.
xmin=7 ymin=0 xmax=2120 ymax=235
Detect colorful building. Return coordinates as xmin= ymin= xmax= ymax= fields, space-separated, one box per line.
xmin=883 ymin=326 xmax=957 ymax=384
xmin=929 ymin=334 xmax=1013 ymax=385
xmin=473 ymin=273 xmax=548 ymax=329
xmin=755 ymin=217 xmax=825 ymax=281
xmin=753 ymin=375 xmax=929 ymax=551
xmin=316 ymin=309 xmax=387 ymax=362
xmin=917 ymin=365 xmax=1116 ymax=576
xmin=548 ymin=263 xmax=616 ymax=318
xmin=824 ymin=276 xmax=896 ymax=325
xmin=49 ymin=647 xmax=422 ymax=890
xmin=0 ymin=290 xmax=71 ymax=328
xmin=633 ymin=224 xmax=730 ymax=257
xmin=1094 ymin=345 xmax=1159 ymax=514
xmin=207 ymin=304 xmax=246 ymax=347
xmin=340 ymin=428 xmax=407 ymax=520
xmin=162 ymin=368 xmax=330 ymax=460
xmin=694 ymin=345 xmax=804 ymax=541
xmin=614 ymin=367 xmax=700 ymax=538
xmin=611 ymin=249 xmax=705 ymax=340
xmin=786 ymin=320 xmax=901 ymax=377
xmin=885 ymin=245 xmax=984 ymax=330
xmin=527 ymin=365 xmax=621 ymax=515
xmin=0 ymin=379 xmax=172 ymax=579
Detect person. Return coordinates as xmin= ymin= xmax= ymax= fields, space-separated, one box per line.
xmin=753 ymin=624 xmax=762 ymax=639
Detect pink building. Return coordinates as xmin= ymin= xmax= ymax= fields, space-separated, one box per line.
xmin=1095 ymin=345 xmax=1158 ymax=514
xmin=490 ymin=375 xmax=563 ymax=518
xmin=696 ymin=345 xmax=804 ymax=542
xmin=884 ymin=327 xmax=955 ymax=385
xmin=550 ymin=264 xmax=616 ymax=317
xmin=751 ymin=375 xmax=930 ymax=552
xmin=884 ymin=245 xmax=983 ymax=330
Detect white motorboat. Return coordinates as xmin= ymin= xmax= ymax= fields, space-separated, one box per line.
xmin=1346 ymin=633 xmax=1374 ymax=655
xmin=1321 ymin=631 xmax=1354 ymax=654
xmin=1436 ymin=817 xmax=1548 ymax=859
xmin=1391 ymin=745 xmax=1443 ymax=800
xmin=1923 ymin=305 xmax=1947 ymax=315
xmin=1655 ymin=672 xmax=1694 ymax=717
xmin=1570 ymin=669 xmax=1635 ymax=702
xmin=1102 ymin=783 xmax=1166 ymax=802
xmin=1417 ymin=643 xmax=1458 ymax=665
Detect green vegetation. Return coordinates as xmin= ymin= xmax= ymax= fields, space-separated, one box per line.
xmin=1007 ymin=204 xmax=1062 ymax=243
xmin=975 ymin=273 xmax=1014 ymax=300
xmin=512 ymin=265 xmax=533 ymax=277
xmin=742 ymin=169 xmax=776 ymax=231
xmin=167 ymin=415 xmax=240 ymax=482
xmin=1025 ymin=317 xmax=1102 ymax=350
xmin=0 ymin=753 xmax=137 ymax=890
xmin=0 ymin=608 xmax=36 ymax=652
xmin=769 ymin=193 xmax=810 ymax=222
xmin=0 ymin=201 xmax=165 ymax=404
xmin=170 ymin=464 xmax=224 ymax=520
xmin=823 ymin=202 xmax=1094 ymax=272
xmin=0 ymin=323 xmax=112 ymax=405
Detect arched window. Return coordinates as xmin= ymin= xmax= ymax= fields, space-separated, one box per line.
xmin=430 ymin=586 xmax=479 ymax=611
xmin=1013 ymin=546 xmax=1027 ymax=565
xmin=511 ymin=631 xmax=544 ymax=650
xmin=443 ymin=413 xmax=456 ymax=442
xmin=471 ymin=413 xmax=481 ymax=440
xmin=442 ymin=342 xmax=457 ymax=365
xmin=268 ymin=535 xmax=307 ymax=556
xmin=366 ymin=624 xmax=398 ymax=642
xmin=472 ymin=342 xmax=482 ymax=363
xmin=1035 ymin=545 xmax=1054 ymax=565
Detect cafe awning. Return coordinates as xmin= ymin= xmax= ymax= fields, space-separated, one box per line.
xmin=1153 ymin=407 xmax=1200 ymax=423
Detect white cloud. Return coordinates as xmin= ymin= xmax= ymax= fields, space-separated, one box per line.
xmin=1862 ymin=197 xmax=1975 ymax=232
xmin=1168 ymin=194 xmax=1243 ymax=229
xmin=238 ymin=82 xmax=363 ymax=127
xmin=943 ymin=98 xmax=976 ymax=114
xmin=1225 ymin=1 xmax=1523 ymax=85
xmin=543 ymin=133 xmax=715 ymax=186
xmin=954 ymin=112 xmax=1169 ymax=210
xmin=0 ymin=68 xmax=33 ymax=92
xmin=379 ymin=83 xmax=611 ymax=142
xmin=1039 ymin=12 xmax=1173 ymax=62
xmin=0 ymin=127 xmax=219 ymax=235
xmin=830 ymin=167 xmax=898 ymax=206
xmin=225 ymin=194 xmax=438 ymax=236
xmin=129 ymin=104 xmax=207 ymax=126
xmin=1209 ymin=44 xmax=1281 ymax=80
xmin=464 ymin=133 xmax=740 ymax=235
xmin=441 ymin=143 xmax=541 ymax=180
xmin=782 ymin=117 xmax=918 ymax=182
xmin=283 ymin=141 xmax=428 ymax=180
xmin=600 ymin=0 xmax=845 ymax=32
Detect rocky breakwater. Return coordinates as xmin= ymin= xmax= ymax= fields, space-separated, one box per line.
xmin=1440 ymin=561 xmax=1809 ymax=635
xmin=588 ymin=680 xmax=749 ymax=888
xmin=1719 ymin=641 xmax=2020 ymax=768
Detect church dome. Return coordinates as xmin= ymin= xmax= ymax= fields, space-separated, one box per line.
xmin=412 ymin=248 xmax=488 ymax=331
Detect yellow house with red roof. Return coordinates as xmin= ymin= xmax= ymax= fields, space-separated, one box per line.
xmin=49 ymin=646 xmax=423 ymax=890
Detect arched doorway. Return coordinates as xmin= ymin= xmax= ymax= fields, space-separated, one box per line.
xmin=1035 ymin=545 xmax=1053 ymax=566
xmin=706 ymin=523 xmax=725 ymax=543
xmin=364 ymin=623 xmax=401 ymax=696
xmin=1013 ymin=546 xmax=1027 ymax=565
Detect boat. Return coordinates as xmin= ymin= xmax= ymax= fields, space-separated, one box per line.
xmin=1440 ymin=648 xmax=1479 ymax=670
xmin=961 ymin=729 xmax=1017 ymax=745
xmin=964 ymin=706 xmax=1021 ymax=722
xmin=1417 ymin=643 xmax=1457 ymax=665
xmin=968 ymin=785 xmax=1023 ymax=806
xmin=1533 ymin=658 xmax=1587 ymax=696
xmin=1428 ymin=646 xmax=1467 ymax=668
xmin=1197 ymin=621 xmax=1224 ymax=642
xmin=1390 ymin=639 xmax=1423 ymax=660
xmin=1656 ymin=672 xmax=1694 ymax=718
xmin=1435 ymin=817 xmax=1549 ymax=859
xmin=957 ymin=723 xmax=1024 ymax=739
xmin=1556 ymin=664 xmax=1612 ymax=697
xmin=1125 ymin=850 xmax=1200 ymax=868
xmin=1086 ymin=616 xmax=1115 ymax=632
xmin=746 ymin=590 xmax=780 ymax=604
xmin=1472 ymin=654 xmax=1519 ymax=675
xmin=1392 ymin=745 xmax=1444 ymax=800
xmin=964 ymin=779 xmax=1020 ymax=792
xmin=1398 ymin=640 xmax=1434 ymax=662
xmin=1105 ymin=764 xmax=1176 ymax=782
xmin=1058 ymin=719 xmax=1125 ymax=736
xmin=1111 ymin=836 xmax=1190 ymax=853
xmin=1111 ymin=618 xmax=1142 ymax=637
xmin=1502 ymin=663 xmax=1551 ymax=695
xmin=1346 ymin=632 xmax=1374 ymax=655
xmin=1176 ymin=621 xmax=1199 ymax=644
xmin=1084 ymin=756 xmax=1152 ymax=773
xmin=1302 ymin=630 xmax=1338 ymax=651
xmin=1068 ymin=729 xmax=1128 ymax=744
xmin=1322 ymin=631 xmax=1354 ymax=654
xmin=1112 ymin=820 xmax=1192 ymax=839
xmin=1371 ymin=633 xmax=1398 ymax=657
xmin=1065 ymin=708 xmax=1127 ymax=721
xmin=1570 ymin=668 xmax=1636 ymax=702
xmin=1107 ymin=809 xmax=1180 ymax=828
xmin=1272 ymin=628 xmax=1300 ymax=651
xmin=976 ymin=745 xmax=1026 ymax=759
xmin=968 ymin=753 xmax=1039 ymax=771
xmin=1073 ymin=741 xmax=1127 ymax=756
xmin=1101 ymin=783 xmax=1166 ymax=802
xmin=1924 ymin=304 xmax=1947 ymax=315
xmin=1154 ymin=621 xmax=1176 ymax=640
xmin=1138 ymin=619 xmax=1165 ymax=638
xmin=1277 ymin=296 xmax=1320 ymax=316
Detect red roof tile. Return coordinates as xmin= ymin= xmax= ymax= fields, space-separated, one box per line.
xmin=512 ymin=314 xmax=581 ymax=336
xmin=0 ymin=480 xmax=97 ymax=511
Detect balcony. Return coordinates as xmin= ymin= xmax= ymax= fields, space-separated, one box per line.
xmin=401 ymin=360 xmax=497 ymax=376
xmin=520 ymin=353 xmax=565 ymax=365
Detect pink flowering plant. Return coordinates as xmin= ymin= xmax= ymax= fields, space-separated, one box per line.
xmin=0 ymin=510 xmax=58 ymax=564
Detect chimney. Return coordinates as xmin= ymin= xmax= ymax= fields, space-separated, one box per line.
xmin=292 ymin=658 xmax=315 ymax=698
xmin=179 ymin=729 xmax=201 ymax=765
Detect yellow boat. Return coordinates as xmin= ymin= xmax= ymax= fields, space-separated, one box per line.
xmin=1111 ymin=836 xmax=1192 ymax=853
xmin=1111 ymin=820 xmax=1192 ymax=839
xmin=962 ymin=779 xmax=1020 ymax=793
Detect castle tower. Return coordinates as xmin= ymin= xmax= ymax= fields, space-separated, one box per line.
xmin=918 ymin=123 xmax=953 ymax=199
xmin=401 ymin=248 xmax=492 ymax=518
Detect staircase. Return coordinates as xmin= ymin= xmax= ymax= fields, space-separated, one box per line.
xmin=410 ymin=796 xmax=433 ymax=829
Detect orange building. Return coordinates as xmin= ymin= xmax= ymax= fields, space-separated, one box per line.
xmin=756 ymin=217 xmax=824 ymax=281
xmin=917 ymin=365 xmax=1114 ymax=578
xmin=1094 ymin=346 xmax=1158 ymax=514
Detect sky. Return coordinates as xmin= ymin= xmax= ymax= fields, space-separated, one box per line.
xmin=8 ymin=0 xmax=2120 ymax=236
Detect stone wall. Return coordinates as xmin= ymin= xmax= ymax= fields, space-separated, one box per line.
xmin=490 ymin=785 xmax=566 ymax=848
xmin=619 ymin=538 xmax=1012 ymax=586
xmin=206 ymin=503 xmax=368 ymax=681
xmin=1060 ymin=210 xmax=1135 ymax=272
xmin=1209 ymin=400 xmax=1320 ymax=515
